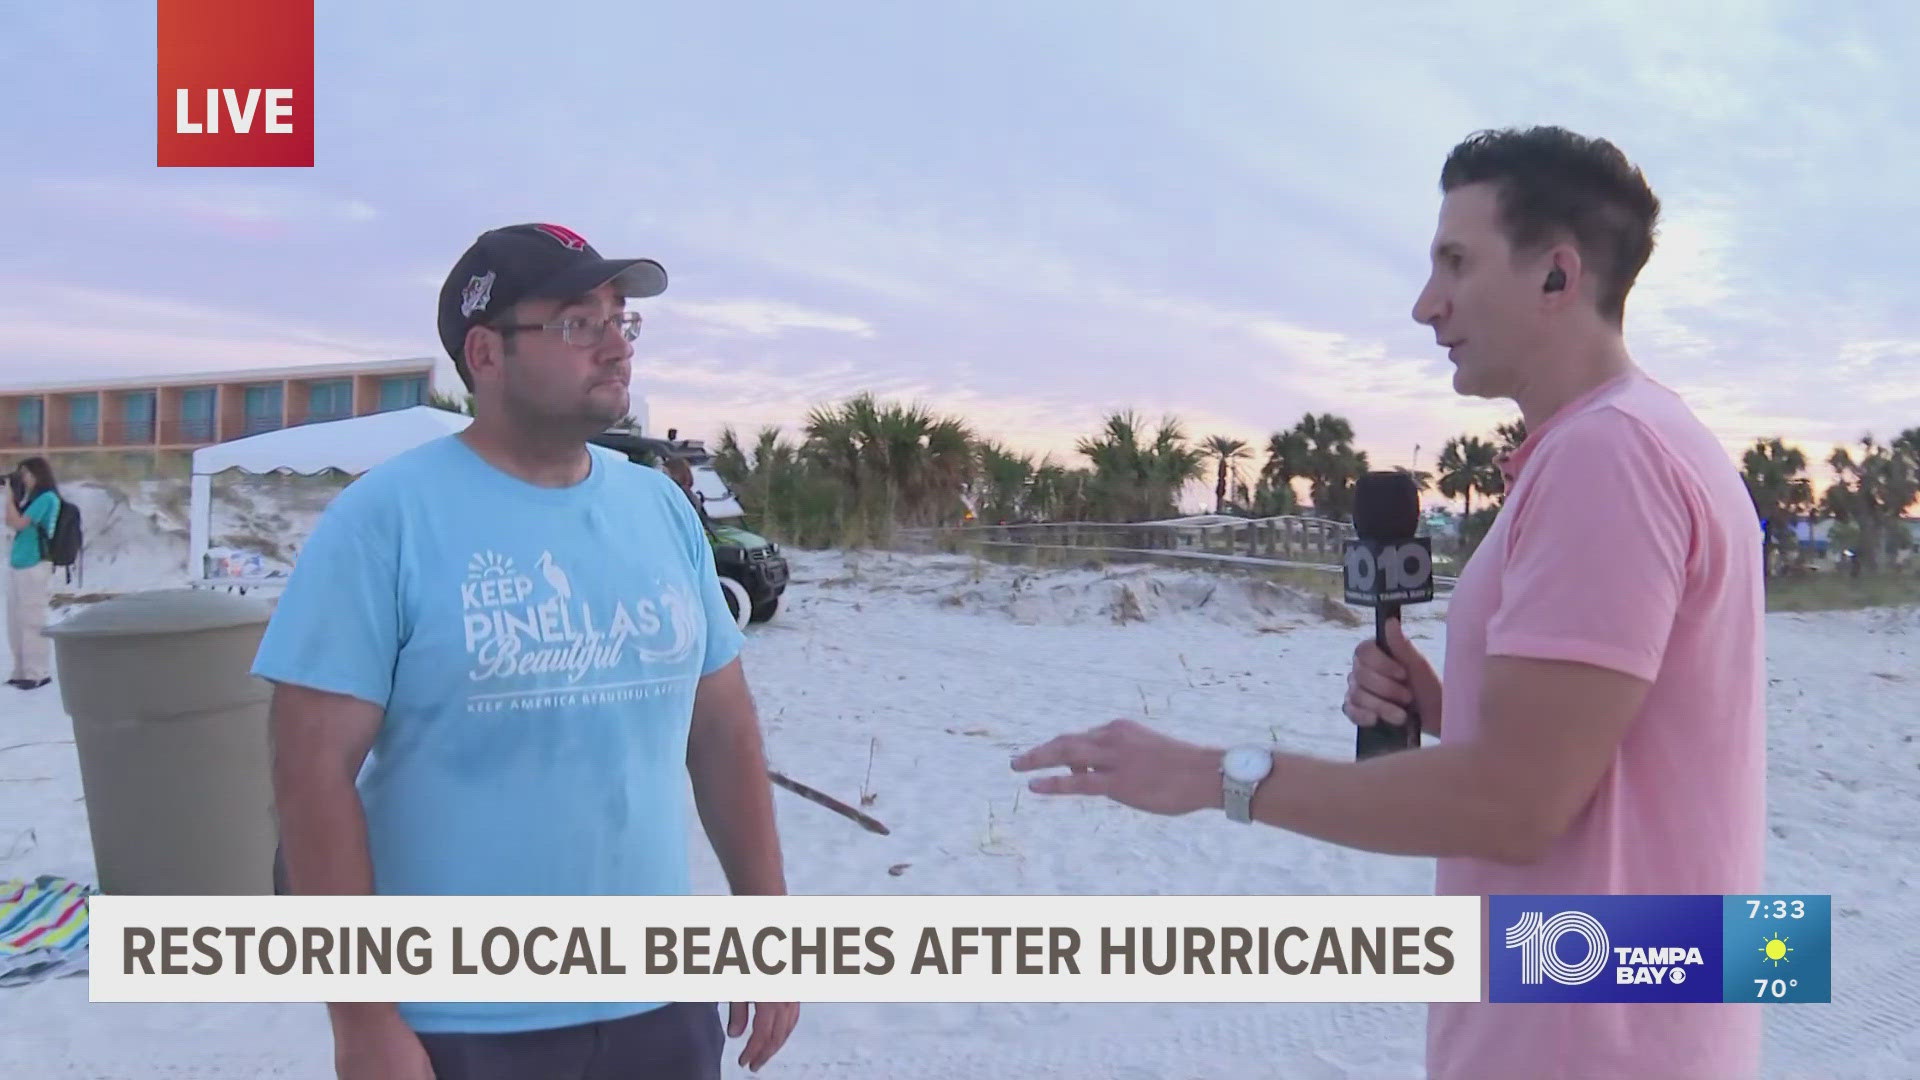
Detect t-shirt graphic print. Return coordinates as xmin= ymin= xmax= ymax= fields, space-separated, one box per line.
xmin=459 ymin=546 xmax=704 ymax=713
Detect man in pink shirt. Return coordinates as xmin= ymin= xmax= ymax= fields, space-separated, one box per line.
xmin=1014 ymin=126 xmax=1766 ymax=1078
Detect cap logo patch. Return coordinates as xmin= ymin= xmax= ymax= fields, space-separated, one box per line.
xmin=460 ymin=270 xmax=495 ymax=317
xmin=533 ymin=223 xmax=589 ymax=250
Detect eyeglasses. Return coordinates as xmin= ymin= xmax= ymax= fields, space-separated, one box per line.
xmin=490 ymin=311 xmax=643 ymax=348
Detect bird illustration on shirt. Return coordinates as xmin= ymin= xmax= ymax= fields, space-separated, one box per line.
xmin=535 ymin=551 xmax=572 ymax=602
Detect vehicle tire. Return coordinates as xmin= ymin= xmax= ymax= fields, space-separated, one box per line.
xmin=749 ymin=594 xmax=779 ymax=623
xmin=716 ymin=574 xmax=752 ymax=630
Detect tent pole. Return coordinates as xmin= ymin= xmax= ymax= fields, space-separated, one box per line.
xmin=188 ymin=471 xmax=211 ymax=585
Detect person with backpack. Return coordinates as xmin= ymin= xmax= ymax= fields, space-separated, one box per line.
xmin=4 ymin=457 xmax=61 ymax=690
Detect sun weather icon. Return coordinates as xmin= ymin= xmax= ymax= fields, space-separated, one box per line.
xmin=1760 ymin=933 xmax=1792 ymax=968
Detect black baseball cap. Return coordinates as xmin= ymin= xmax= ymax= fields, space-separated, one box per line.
xmin=437 ymin=223 xmax=668 ymax=368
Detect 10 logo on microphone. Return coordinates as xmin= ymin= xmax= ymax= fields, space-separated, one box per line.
xmin=1487 ymin=894 xmax=1830 ymax=1003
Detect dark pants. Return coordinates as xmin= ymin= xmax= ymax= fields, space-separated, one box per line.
xmin=418 ymin=1003 xmax=726 ymax=1080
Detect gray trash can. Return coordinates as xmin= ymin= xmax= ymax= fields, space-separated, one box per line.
xmin=43 ymin=589 xmax=277 ymax=895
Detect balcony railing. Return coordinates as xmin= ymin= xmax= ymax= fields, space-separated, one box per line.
xmin=50 ymin=421 xmax=99 ymax=446
xmin=102 ymin=419 xmax=156 ymax=446
xmin=160 ymin=417 xmax=219 ymax=445
xmin=292 ymin=409 xmax=352 ymax=427
xmin=43 ymin=420 xmax=161 ymax=447
xmin=242 ymin=414 xmax=284 ymax=437
xmin=0 ymin=424 xmax=44 ymax=449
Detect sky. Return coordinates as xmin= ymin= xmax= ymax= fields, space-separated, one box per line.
xmin=3 ymin=0 xmax=1917 ymax=503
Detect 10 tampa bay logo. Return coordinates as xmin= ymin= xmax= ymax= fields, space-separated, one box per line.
xmin=1488 ymin=895 xmax=1723 ymax=1003
xmin=1504 ymin=910 xmax=1704 ymax=986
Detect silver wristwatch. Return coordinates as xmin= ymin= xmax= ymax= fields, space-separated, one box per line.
xmin=1220 ymin=746 xmax=1274 ymax=823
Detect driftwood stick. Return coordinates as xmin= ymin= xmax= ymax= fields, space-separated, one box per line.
xmin=768 ymin=769 xmax=891 ymax=836
xmin=0 ymin=740 xmax=74 ymax=756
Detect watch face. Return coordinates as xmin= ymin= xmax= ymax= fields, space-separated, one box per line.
xmin=1223 ymin=747 xmax=1272 ymax=784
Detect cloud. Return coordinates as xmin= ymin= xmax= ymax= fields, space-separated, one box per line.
xmin=1628 ymin=198 xmax=1743 ymax=361
xmin=2 ymin=281 xmax=405 ymax=352
xmin=5 ymin=0 xmax=1914 ymax=501
xmin=0 ymin=279 xmax=421 ymax=389
xmin=641 ymin=184 xmax=1489 ymax=465
xmin=635 ymin=348 xmax=1118 ymax=464
xmin=27 ymin=179 xmax=379 ymax=232
xmin=0 ymin=327 xmax=399 ymax=387
xmin=656 ymin=299 xmax=877 ymax=339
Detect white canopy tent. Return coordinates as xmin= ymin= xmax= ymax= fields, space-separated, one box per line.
xmin=188 ymin=406 xmax=472 ymax=585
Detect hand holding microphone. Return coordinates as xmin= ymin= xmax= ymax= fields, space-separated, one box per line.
xmin=1342 ymin=471 xmax=1440 ymax=758
xmin=1344 ymin=616 xmax=1442 ymax=737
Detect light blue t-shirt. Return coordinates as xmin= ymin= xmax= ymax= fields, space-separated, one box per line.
xmin=251 ymin=435 xmax=744 ymax=1035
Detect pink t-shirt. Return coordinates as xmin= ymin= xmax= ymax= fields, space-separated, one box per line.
xmin=1426 ymin=370 xmax=1767 ymax=1080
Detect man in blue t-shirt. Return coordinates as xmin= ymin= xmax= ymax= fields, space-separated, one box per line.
xmin=255 ymin=223 xmax=796 ymax=1080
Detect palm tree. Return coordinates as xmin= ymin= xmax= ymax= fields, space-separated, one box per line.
xmin=973 ymin=441 xmax=1034 ymax=524
xmin=1484 ymin=419 xmax=1527 ymax=501
xmin=1075 ymin=411 xmax=1145 ymax=521
xmin=1261 ymin=428 xmax=1311 ymax=513
xmin=712 ymin=427 xmax=753 ymax=487
xmin=1895 ymin=427 xmax=1920 ymax=466
xmin=1825 ymin=435 xmax=1920 ymax=575
xmin=802 ymin=399 xmax=865 ymax=498
xmin=1202 ymin=435 xmax=1252 ymax=514
xmin=1740 ymin=437 xmax=1812 ymax=577
xmin=1436 ymin=435 xmax=1500 ymax=522
xmin=796 ymin=394 xmax=984 ymax=533
xmin=716 ymin=424 xmax=834 ymax=543
xmin=1494 ymin=419 xmax=1528 ymax=456
xmin=1076 ymin=411 xmax=1205 ymax=521
xmin=1149 ymin=419 xmax=1208 ymax=517
xmin=1292 ymin=413 xmax=1368 ymax=521
xmin=1028 ymin=458 xmax=1088 ymax=522
xmin=919 ymin=416 xmax=978 ymax=526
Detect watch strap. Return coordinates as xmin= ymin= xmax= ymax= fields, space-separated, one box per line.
xmin=1223 ymin=776 xmax=1255 ymax=823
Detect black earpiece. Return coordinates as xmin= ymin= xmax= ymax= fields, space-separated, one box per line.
xmin=1544 ymin=267 xmax=1566 ymax=293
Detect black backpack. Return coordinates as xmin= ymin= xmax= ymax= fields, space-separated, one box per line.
xmin=36 ymin=496 xmax=83 ymax=585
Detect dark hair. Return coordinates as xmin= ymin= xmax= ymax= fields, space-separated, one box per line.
xmin=1440 ymin=126 xmax=1661 ymax=326
xmin=16 ymin=456 xmax=55 ymax=499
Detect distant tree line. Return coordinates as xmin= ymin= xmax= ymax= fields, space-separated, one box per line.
xmin=430 ymin=387 xmax=1920 ymax=576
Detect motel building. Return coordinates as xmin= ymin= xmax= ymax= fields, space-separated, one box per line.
xmin=0 ymin=358 xmax=436 ymax=455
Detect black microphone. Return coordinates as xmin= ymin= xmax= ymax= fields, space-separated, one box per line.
xmin=1344 ymin=471 xmax=1435 ymax=760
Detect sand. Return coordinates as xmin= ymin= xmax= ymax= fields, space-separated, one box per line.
xmin=1 ymin=521 xmax=1915 ymax=1077
xmin=47 ymin=476 xmax=339 ymax=597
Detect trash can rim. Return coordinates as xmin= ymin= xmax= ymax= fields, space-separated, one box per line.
xmin=43 ymin=588 xmax=273 ymax=639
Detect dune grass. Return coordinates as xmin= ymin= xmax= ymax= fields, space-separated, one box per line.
xmin=938 ymin=537 xmax=1355 ymax=600
xmin=941 ymin=537 xmax=1919 ymax=615
xmin=1764 ymin=570 xmax=1920 ymax=613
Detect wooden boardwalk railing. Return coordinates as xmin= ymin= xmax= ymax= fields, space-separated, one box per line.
xmin=896 ymin=515 xmax=1460 ymax=589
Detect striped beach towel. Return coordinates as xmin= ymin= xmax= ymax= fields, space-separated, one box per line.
xmin=0 ymin=875 xmax=94 ymax=987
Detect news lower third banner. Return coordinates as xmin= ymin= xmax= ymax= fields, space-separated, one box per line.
xmin=86 ymin=893 xmax=1831 ymax=1004
xmin=88 ymin=895 xmax=1479 ymax=1004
